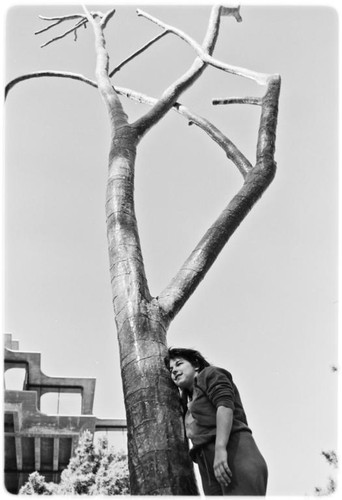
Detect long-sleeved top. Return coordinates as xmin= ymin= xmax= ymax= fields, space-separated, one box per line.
xmin=184 ymin=365 xmax=251 ymax=456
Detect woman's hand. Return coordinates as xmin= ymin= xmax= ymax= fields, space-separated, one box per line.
xmin=214 ymin=406 xmax=233 ymax=486
xmin=213 ymin=445 xmax=232 ymax=487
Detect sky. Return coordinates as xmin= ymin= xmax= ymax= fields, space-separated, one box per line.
xmin=2 ymin=1 xmax=340 ymax=497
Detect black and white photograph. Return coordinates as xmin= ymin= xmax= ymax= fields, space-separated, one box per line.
xmin=2 ymin=0 xmax=340 ymax=497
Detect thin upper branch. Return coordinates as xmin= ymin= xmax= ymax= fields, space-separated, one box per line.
xmin=33 ymin=7 xmax=125 ymax=132
xmin=132 ymin=5 xmax=227 ymax=138
xmin=213 ymin=97 xmax=262 ymax=106
xmin=38 ymin=13 xmax=86 ymax=22
xmin=35 ymin=12 xmax=90 ymax=47
xmin=173 ymin=103 xmax=253 ymax=176
xmin=40 ymin=18 xmax=88 ymax=48
xmin=4 ymin=70 xmax=97 ymax=99
xmin=35 ymin=9 xmax=113 ymax=48
xmin=137 ymin=8 xmax=270 ymax=85
xmin=35 ymin=19 xmax=64 ymax=35
xmin=109 ymin=31 xmax=169 ymax=78
xmin=100 ymin=8 xmax=116 ymax=29
xmin=82 ymin=5 xmax=128 ymax=132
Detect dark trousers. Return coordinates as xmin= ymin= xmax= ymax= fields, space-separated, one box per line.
xmin=196 ymin=431 xmax=268 ymax=496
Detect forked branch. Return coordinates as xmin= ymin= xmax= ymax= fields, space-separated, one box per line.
xmin=116 ymin=86 xmax=252 ymax=177
xmin=133 ymin=5 xmax=241 ymax=137
xmin=137 ymin=7 xmax=270 ymax=85
xmin=4 ymin=68 xmax=251 ymax=179
xmin=35 ymin=13 xmax=89 ymax=47
xmin=157 ymin=75 xmax=281 ymax=320
xmin=5 ymin=6 xmax=281 ymax=324
xmin=82 ymin=6 xmax=128 ymax=133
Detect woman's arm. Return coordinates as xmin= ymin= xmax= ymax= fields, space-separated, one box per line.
xmin=214 ymin=406 xmax=233 ymax=487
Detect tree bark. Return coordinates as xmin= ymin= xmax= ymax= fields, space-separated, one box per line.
xmin=95 ymin=8 xmax=226 ymax=493
xmin=106 ymin=125 xmax=198 ymax=494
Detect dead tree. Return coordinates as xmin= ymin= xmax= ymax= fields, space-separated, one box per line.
xmin=5 ymin=5 xmax=281 ymax=495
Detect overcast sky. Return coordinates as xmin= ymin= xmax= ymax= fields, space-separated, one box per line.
xmin=2 ymin=1 xmax=340 ymax=497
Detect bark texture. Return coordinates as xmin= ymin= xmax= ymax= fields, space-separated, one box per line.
xmin=106 ymin=126 xmax=198 ymax=494
xmin=96 ymin=8 xmax=225 ymax=494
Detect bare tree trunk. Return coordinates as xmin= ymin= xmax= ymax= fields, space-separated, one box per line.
xmin=93 ymin=7 xmax=224 ymax=492
xmin=117 ymin=308 xmax=197 ymax=494
xmin=106 ymin=126 xmax=198 ymax=494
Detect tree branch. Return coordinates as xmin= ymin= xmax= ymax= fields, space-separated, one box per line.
xmin=109 ymin=31 xmax=169 ymax=78
xmin=116 ymin=85 xmax=252 ymax=176
xmin=100 ymin=8 xmax=116 ymax=29
xmin=173 ymin=103 xmax=253 ymax=177
xmin=220 ymin=6 xmax=242 ymax=21
xmin=132 ymin=5 xmax=228 ymax=138
xmin=5 ymin=69 xmax=251 ymax=179
xmin=137 ymin=7 xmax=270 ymax=85
xmin=35 ymin=12 xmax=90 ymax=47
xmin=256 ymin=75 xmax=281 ymax=164
xmin=39 ymin=18 xmax=88 ymax=47
xmin=38 ymin=13 xmax=86 ymax=22
xmin=213 ymin=97 xmax=262 ymax=106
xmin=4 ymin=70 xmax=97 ymax=99
xmin=82 ymin=5 xmax=128 ymax=133
xmin=35 ymin=19 xmax=64 ymax=35
xmin=157 ymin=76 xmax=281 ymax=321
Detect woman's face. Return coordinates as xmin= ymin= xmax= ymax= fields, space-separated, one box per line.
xmin=169 ymin=357 xmax=198 ymax=391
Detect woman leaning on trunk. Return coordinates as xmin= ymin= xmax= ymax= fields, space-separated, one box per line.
xmin=165 ymin=348 xmax=268 ymax=496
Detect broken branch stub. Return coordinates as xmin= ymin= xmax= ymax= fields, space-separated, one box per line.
xmin=220 ymin=6 xmax=242 ymax=22
xmin=212 ymin=97 xmax=262 ymax=106
xmin=100 ymin=8 xmax=116 ymax=29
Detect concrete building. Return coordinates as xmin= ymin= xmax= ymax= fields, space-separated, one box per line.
xmin=4 ymin=334 xmax=126 ymax=493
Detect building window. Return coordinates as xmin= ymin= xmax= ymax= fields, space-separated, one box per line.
xmin=40 ymin=392 xmax=82 ymax=415
xmin=4 ymin=367 xmax=27 ymax=390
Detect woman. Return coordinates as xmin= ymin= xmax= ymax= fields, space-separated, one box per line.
xmin=165 ymin=348 xmax=268 ymax=496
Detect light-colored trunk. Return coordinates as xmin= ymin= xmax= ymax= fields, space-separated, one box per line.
xmin=117 ymin=308 xmax=198 ymax=495
xmin=106 ymin=126 xmax=198 ymax=494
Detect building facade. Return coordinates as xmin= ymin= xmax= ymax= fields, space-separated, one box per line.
xmin=4 ymin=334 xmax=126 ymax=493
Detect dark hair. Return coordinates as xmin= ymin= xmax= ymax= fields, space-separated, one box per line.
xmin=164 ymin=347 xmax=211 ymax=372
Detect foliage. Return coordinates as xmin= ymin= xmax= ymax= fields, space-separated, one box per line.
xmin=19 ymin=471 xmax=57 ymax=495
xmin=321 ymin=450 xmax=338 ymax=469
xmin=19 ymin=431 xmax=130 ymax=495
xmin=314 ymin=450 xmax=338 ymax=496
